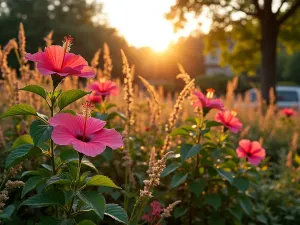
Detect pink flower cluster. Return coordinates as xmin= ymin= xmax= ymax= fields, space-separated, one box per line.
xmin=281 ymin=108 xmax=296 ymax=117
xmin=88 ymin=80 xmax=119 ymax=103
xmin=193 ymin=88 xmax=266 ymax=166
xmin=142 ymin=201 xmax=162 ymax=224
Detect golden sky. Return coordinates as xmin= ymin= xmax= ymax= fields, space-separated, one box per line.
xmin=97 ymin=0 xmax=211 ymax=52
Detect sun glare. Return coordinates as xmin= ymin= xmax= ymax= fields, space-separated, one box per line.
xmin=99 ymin=0 xmax=211 ymax=52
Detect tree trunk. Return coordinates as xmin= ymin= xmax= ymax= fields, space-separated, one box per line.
xmin=260 ymin=12 xmax=279 ymax=104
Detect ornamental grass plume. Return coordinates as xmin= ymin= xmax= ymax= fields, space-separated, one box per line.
xmin=140 ymin=151 xmax=173 ymax=198
xmin=25 ymin=36 xmax=95 ymax=78
xmin=91 ymin=48 xmax=101 ymax=70
xmin=286 ymin=132 xmax=298 ymax=167
xmin=162 ymin=79 xmax=195 ymax=153
xmin=18 ymin=23 xmax=26 ymax=65
xmin=1 ymin=39 xmax=18 ymax=78
xmin=121 ymin=49 xmax=134 ymax=126
xmin=161 ymin=200 xmax=181 ymax=219
xmin=103 ymin=43 xmax=113 ymax=80
xmin=49 ymin=103 xmax=123 ymax=157
xmin=138 ymin=76 xmax=161 ymax=128
xmin=43 ymin=30 xmax=54 ymax=47
xmin=236 ymin=139 xmax=266 ymax=166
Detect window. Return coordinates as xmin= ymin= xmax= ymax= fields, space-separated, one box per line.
xmin=277 ymin=91 xmax=299 ymax=102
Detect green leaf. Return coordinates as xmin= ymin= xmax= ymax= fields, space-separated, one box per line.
xmin=170 ymin=128 xmax=190 ymax=136
xmin=237 ymin=195 xmax=253 ymax=216
xmin=18 ymin=192 xmax=65 ymax=209
xmin=30 ymin=120 xmax=53 ymax=145
xmin=205 ymin=121 xmax=222 ymax=128
xmin=188 ymin=179 xmax=206 ymax=197
xmin=1 ymin=104 xmax=37 ymax=118
xmin=256 ymin=214 xmax=268 ymax=224
xmin=161 ymin=163 xmax=180 ymax=177
xmin=5 ymin=144 xmax=42 ymax=169
xmin=58 ymin=90 xmax=90 ymax=110
xmin=0 ymin=205 xmax=15 ymax=219
xmin=180 ymin=144 xmax=193 ymax=162
xmin=204 ymin=194 xmax=222 ymax=210
xmin=78 ymin=191 xmax=106 ymax=219
xmin=102 ymin=147 xmax=113 ymax=161
xmin=105 ymin=204 xmax=128 ymax=224
xmin=9 ymin=134 xmax=33 ymax=152
xmin=217 ymin=169 xmax=233 ymax=184
xmin=233 ymin=177 xmax=250 ymax=192
xmin=22 ymin=176 xmax=43 ymax=198
xmin=20 ymin=85 xmax=47 ymax=100
xmin=86 ymin=175 xmax=120 ymax=189
xmin=185 ymin=144 xmax=202 ymax=160
xmin=78 ymin=220 xmax=96 ymax=225
xmin=170 ymin=173 xmax=188 ymax=188
xmin=46 ymin=173 xmax=71 ymax=187
xmin=21 ymin=170 xmax=41 ymax=178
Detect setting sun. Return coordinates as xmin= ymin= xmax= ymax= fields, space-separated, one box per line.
xmin=99 ymin=0 xmax=211 ymax=52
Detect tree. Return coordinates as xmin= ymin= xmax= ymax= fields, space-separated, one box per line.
xmin=167 ymin=0 xmax=300 ymax=103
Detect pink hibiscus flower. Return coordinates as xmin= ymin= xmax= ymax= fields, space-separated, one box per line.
xmin=236 ymin=139 xmax=266 ymax=166
xmin=215 ymin=110 xmax=243 ymax=134
xmin=88 ymin=80 xmax=119 ymax=103
xmin=193 ymin=88 xmax=225 ymax=111
xmin=49 ymin=104 xmax=123 ymax=157
xmin=281 ymin=108 xmax=296 ymax=117
xmin=25 ymin=36 xmax=95 ymax=78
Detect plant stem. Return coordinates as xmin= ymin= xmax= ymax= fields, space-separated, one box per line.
xmin=67 ymin=153 xmax=84 ymax=218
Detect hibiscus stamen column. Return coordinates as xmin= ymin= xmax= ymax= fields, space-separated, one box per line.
xmin=81 ymin=101 xmax=93 ymax=142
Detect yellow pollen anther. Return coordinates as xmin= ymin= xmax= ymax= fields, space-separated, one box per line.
xmin=206 ymin=88 xmax=215 ymax=99
xmin=99 ymin=77 xmax=106 ymax=83
xmin=231 ymin=110 xmax=237 ymax=116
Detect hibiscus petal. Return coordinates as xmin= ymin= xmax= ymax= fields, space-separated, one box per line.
xmin=85 ymin=117 xmax=106 ymax=135
xmin=51 ymin=125 xmax=76 ymax=145
xmin=238 ymin=139 xmax=252 ymax=153
xmin=49 ymin=113 xmax=82 ymax=135
xmin=44 ymin=45 xmax=64 ymax=71
xmin=93 ymin=128 xmax=123 ymax=149
xmin=78 ymin=66 xmax=96 ymax=78
xmin=71 ymin=139 xmax=106 ymax=157
xmin=25 ymin=52 xmax=45 ymax=63
xmin=37 ymin=63 xmax=56 ymax=76
xmin=236 ymin=147 xmax=247 ymax=158
xmin=248 ymin=156 xmax=263 ymax=166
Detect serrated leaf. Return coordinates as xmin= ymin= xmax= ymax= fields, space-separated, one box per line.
xmin=86 ymin=175 xmax=120 ymax=189
xmin=37 ymin=217 xmax=75 ymax=225
xmin=58 ymin=90 xmax=90 ymax=110
xmin=205 ymin=194 xmax=221 ymax=210
xmin=185 ymin=144 xmax=202 ymax=160
xmin=0 ymin=205 xmax=15 ymax=219
xmin=102 ymin=147 xmax=113 ymax=161
xmin=61 ymin=109 xmax=76 ymax=115
xmin=174 ymin=207 xmax=188 ymax=218
xmin=18 ymin=191 xmax=65 ymax=209
xmin=188 ymin=179 xmax=206 ymax=197
xmin=205 ymin=121 xmax=222 ymax=128
xmin=170 ymin=173 xmax=188 ymax=188
xmin=22 ymin=176 xmax=44 ymax=198
xmin=46 ymin=173 xmax=71 ymax=187
xmin=256 ymin=214 xmax=268 ymax=224
xmin=5 ymin=144 xmax=42 ymax=169
xmin=1 ymin=104 xmax=37 ymax=118
xmin=105 ymin=204 xmax=128 ymax=224
xmin=217 ymin=169 xmax=233 ymax=184
xmin=180 ymin=144 xmax=193 ymax=162
xmin=20 ymin=85 xmax=47 ymax=100
xmin=161 ymin=163 xmax=180 ymax=177
xmin=78 ymin=220 xmax=96 ymax=225
xmin=9 ymin=134 xmax=33 ymax=152
xmin=30 ymin=120 xmax=53 ymax=145
xmin=233 ymin=177 xmax=249 ymax=192
xmin=78 ymin=191 xmax=106 ymax=219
